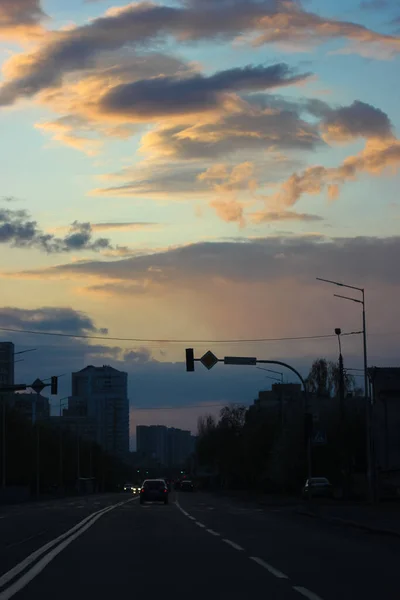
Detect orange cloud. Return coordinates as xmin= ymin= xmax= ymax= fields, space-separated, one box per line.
xmin=0 ymin=0 xmax=47 ymax=41
xmin=265 ymin=139 xmax=400 ymax=209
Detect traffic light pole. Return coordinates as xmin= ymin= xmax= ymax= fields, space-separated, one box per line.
xmin=185 ymin=350 xmax=313 ymax=495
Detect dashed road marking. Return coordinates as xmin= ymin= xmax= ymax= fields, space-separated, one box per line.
xmin=293 ymin=586 xmax=323 ymax=600
xmin=250 ymin=557 xmax=288 ymax=579
xmin=188 ymin=516 xmax=196 ymax=521
xmin=195 ymin=522 xmax=205 ymax=528
xmin=222 ymin=539 xmax=244 ymax=551
xmin=206 ymin=529 xmax=220 ymax=536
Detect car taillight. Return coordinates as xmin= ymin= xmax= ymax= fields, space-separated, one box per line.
xmin=140 ymin=488 xmax=144 ymax=493
xmin=164 ymin=488 xmax=168 ymax=492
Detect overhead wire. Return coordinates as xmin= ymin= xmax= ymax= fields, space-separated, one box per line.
xmin=0 ymin=326 xmax=362 ymax=345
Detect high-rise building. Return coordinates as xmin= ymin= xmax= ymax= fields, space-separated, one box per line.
xmin=168 ymin=428 xmax=196 ymax=467
xmin=137 ymin=425 xmax=168 ymax=465
xmin=0 ymin=342 xmax=14 ymax=388
xmin=68 ymin=365 xmax=129 ymax=459
xmin=136 ymin=425 xmax=196 ymax=467
xmin=11 ymin=392 xmax=50 ymax=421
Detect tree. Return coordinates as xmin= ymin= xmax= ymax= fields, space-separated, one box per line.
xmin=307 ymin=358 xmax=356 ymax=398
xmin=306 ymin=358 xmax=331 ymax=396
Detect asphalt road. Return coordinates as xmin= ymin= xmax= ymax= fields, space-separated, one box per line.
xmin=1 ymin=491 xmax=400 ymax=600
xmin=0 ymin=494 xmax=132 ymax=579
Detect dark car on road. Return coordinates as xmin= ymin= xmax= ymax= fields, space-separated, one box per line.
xmin=180 ymin=480 xmax=194 ymax=492
xmin=302 ymin=477 xmax=333 ymax=499
xmin=140 ymin=479 xmax=169 ymax=504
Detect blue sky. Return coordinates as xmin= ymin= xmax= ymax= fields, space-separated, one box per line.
xmin=0 ymin=0 xmax=399 ymax=438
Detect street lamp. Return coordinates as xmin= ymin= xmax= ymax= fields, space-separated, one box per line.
xmin=316 ymin=278 xmax=368 ymax=398
xmin=317 ymin=277 xmax=373 ymax=503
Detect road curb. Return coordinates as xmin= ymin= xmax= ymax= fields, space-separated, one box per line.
xmin=295 ymin=508 xmax=400 ymax=538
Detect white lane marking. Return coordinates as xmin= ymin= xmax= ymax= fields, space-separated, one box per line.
xmin=195 ymin=522 xmax=205 ymax=528
xmin=293 ymin=587 xmax=323 ymax=600
xmin=0 ymin=516 xmax=7 ymax=520
xmin=188 ymin=516 xmax=196 ymax=521
xmin=250 ymin=557 xmax=288 ymax=579
xmin=222 ymin=539 xmax=244 ymax=551
xmin=175 ymin=503 xmax=189 ymax=517
xmin=206 ymin=529 xmax=220 ymax=537
xmin=0 ymin=503 xmax=121 ymax=600
xmin=0 ymin=497 xmax=138 ymax=592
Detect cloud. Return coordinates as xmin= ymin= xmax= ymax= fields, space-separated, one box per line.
xmin=320 ymin=100 xmax=394 ymax=143
xmin=93 ymin=163 xmax=211 ymax=198
xmin=92 ymin=97 xmax=397 ymax=227
xmin=0 ymin=208 xmax=113 ymax=253
xmin=0 ymin=306 xmax=108 ymax=335
xmin=0 ymin=0 xmax=47 ymax=40
xmin=11 ymin=234 xmax=400 ymax=289
xmin=264 ymin=138 xmax=400 ymax=208
xmin=91 ymin=222 xmax=159 ymax=232
xmin=33 ymin=52 xmax=196 ymax=152
xmin=251 ymin=210 xmax=323 ymax=223
xmin=96 ymin=64 xmax=311 ymax=121
xmin=0 ymin=0 xmax=399 ymax=106
xmin=35 ymin=117 xmax=103 ymax=156
xmin=135 ymin=101 xmax=322 ymax=161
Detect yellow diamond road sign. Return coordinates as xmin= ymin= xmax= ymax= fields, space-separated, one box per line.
xmin=200 ymin=351 xmax=219 ymax=370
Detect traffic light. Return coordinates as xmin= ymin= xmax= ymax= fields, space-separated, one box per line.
xmin=185 ymin=348 xmax=195 ymax=372
xmin=50 ymin=376 xmax=58 ymax=395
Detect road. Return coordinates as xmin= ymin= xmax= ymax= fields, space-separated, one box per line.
xmin=1 ymin=491 xmax=400 ymax=599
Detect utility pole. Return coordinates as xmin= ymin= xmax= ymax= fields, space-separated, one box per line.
xmin=317 ymin=277 xmax=373 ymax=504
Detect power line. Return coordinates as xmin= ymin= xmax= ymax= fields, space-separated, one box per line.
xmin=0 ymin=326 xmax=362 ymax=345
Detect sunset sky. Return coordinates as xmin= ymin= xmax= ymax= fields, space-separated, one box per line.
xmin=0 ymin=0 xmax=399 ymax=446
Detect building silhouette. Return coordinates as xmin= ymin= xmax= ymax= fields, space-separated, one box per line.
xmin=62 ymin=365 xmax=129 ymax=459
xmin=136 ymin=425 xmax=196 ymax=467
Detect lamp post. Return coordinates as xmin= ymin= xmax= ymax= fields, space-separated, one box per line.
xmin=335 ymin=328 xmax=345 ymax=422
xmin=316 ymin=277 xmax=373 ymax=503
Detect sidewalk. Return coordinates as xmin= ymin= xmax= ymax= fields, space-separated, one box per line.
xmin=295 ymin=501 xmax=400 ymax=537
xmin=213 ymin=488 xmax=400 ymax=537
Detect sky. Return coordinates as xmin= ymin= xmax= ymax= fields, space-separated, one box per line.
xmin=0 ymin=0 xmax=399 ymax=447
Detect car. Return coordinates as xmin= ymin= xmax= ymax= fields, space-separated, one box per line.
xmin=123 ymin=483 xmax=134 ymax=492
xmin=140 ymin=479 xmax=169 ymax=504
xmin=180 ymin=480 xmax=194 ymax=492
xmin=302 ymin=477 xmax=333 ymax=499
